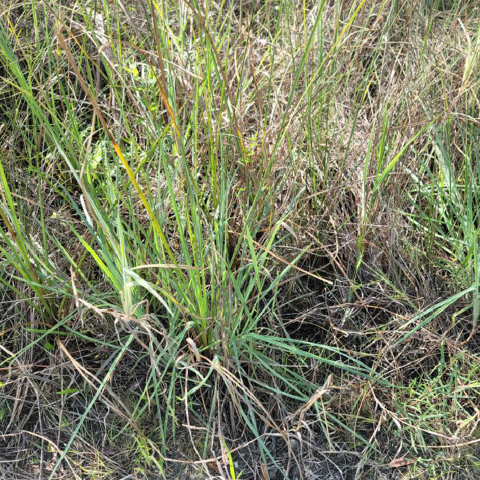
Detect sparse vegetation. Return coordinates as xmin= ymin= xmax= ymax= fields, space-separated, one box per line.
xmin=1 ymin=0 xmax=480 ymax=478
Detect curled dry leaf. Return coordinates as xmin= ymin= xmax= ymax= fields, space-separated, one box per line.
xmin=389 ymin=457 xmax=415 ymax=468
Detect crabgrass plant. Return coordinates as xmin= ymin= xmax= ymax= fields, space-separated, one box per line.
xmin=1 ymin=0 xmax=480 ymax=478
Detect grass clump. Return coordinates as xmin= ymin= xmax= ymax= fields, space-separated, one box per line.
xmin=1 ymin=0 xmax=480 ymax=479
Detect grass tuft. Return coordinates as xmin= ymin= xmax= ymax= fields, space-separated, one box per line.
xmin=1 ymin=1 xmax=480 ymax=478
